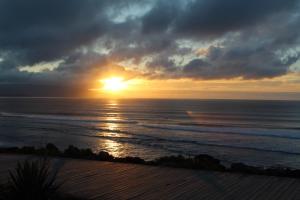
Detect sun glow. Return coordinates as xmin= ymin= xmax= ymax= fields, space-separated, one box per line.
xmin=102 ymin=77 xmax=127 ymax=92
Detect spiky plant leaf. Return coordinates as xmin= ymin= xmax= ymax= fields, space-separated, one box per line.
xmin=4 ymin=159 xmax=61 ymax=200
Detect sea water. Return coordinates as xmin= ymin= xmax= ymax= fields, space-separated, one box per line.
xmin=1 ymin=98 xmax=300 ymax=168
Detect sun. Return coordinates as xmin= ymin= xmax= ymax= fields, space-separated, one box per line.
xmin=101 ymin=77 xmax=127 ymax=92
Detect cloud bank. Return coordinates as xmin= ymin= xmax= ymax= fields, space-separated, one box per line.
xmin=0 ymin=0 xmax=300 ymax=96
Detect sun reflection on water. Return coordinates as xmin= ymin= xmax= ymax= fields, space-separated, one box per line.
xmin=102 ymin=139 xmax=125 ymax=158
xmin=106 ymin=99 xmax=119 ymax=109
xmin=96 ymin=99 xmax=126 ymax=157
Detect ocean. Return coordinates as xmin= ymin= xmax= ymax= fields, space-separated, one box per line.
xmin=0 ymin=98 xmax=300 ymax=168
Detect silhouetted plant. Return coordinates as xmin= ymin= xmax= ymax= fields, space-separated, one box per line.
xmin=64 ymin=145 xmax=81 ymax=158
xmin=64 ymin=145 xmax=95 ymax=159
xmin=115 ymin=156 xmax=145 ymax=164
xmin=1 ymin=159 xmax=60 ymax=200
xmin=45 ymin=143 xmax=61 ymax=156
xmin=19 ymin=146 xmax=36 ymax=154
xmin=193 ymin=154 xmax=226 ymax=171
xmin=79 ymin=148 xmax=94 ymax=158
xmin=97 ymin=151 xmax=114 ymax=161
xmin=1 ymin=144 xmax=300 ymax=178
xmin=154 ymin=155 xmax=225 ymax=171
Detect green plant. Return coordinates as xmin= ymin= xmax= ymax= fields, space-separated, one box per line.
xmin=2 ymin=159 xmax=60 ymax=200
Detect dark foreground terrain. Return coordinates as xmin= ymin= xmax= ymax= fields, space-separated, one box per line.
xmin=1 ymin=144 xmax=300 ymax=178
xmin=0 ymin=154 xmax=300 ymax=200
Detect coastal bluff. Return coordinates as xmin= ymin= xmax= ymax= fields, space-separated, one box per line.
xmin=0 ymin=154 xmax=299 ymax=200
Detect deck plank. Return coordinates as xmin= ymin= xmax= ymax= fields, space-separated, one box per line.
xmin=0 ymin=154 xmax=299 ymax=200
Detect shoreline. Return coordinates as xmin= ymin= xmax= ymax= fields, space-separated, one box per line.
xmin=1 ymin=143 xmax=299 ymax=179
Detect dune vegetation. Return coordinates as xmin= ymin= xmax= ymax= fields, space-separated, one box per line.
xmin=0 ymin=143 xmax=300 ymax=179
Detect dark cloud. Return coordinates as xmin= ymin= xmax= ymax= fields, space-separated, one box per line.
xmin=183 ymin=59 xmax=211 ymax=75
xmin=0 ymin=0 xmax=112 ymax=65
xmin=140 ymin=0 xmax=299 ymax=37
xmin=0 ymin=0 xmax=300 ymax=96
xmin=0 ymin=84 xmax=82 ymax=97
xmin=182 ymin=45 xmax=296 ymax=79
xmin=179 ymin=11 xmax=300 ymax=80
xmin=142 ymin=0 xmax=179 ymax=34
xmin=174 ymin=0 xmax=299 ymax=37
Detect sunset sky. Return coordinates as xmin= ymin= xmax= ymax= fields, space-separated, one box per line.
xmin=0 ymin=0 xmax=300 ymax=100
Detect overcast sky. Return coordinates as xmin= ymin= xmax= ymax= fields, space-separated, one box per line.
xmin=0 ymin=0 xmax=300 ymax=98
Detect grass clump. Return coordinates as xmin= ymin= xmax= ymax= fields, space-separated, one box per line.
xmin=0 ymin=159 xmax=60 ymax=200
xmin=0 ymin=159 xmax=87 ymax=200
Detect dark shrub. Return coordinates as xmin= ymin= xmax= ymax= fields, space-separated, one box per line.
xmin=19 ymin=146 xmax=36 ymax=154
xmin=79 ymin=148 xmax=95 ymax=158
xmin=63 ymin=146 xmax=95 ymax=159
xmin=97 ymin=151 xmax=114 ymax=161
xmin=155 ymin=155 xmax=186 ymax=167
xmin=193 ymin=154 xmax=225 ymax=171
xmin=2 ymin=144 xmax=299 ymax=179
xmin=292 ymin=169 xmax=300 ymax=178
xmin=263 ymin=166 xmax=300 ymax=178
xmin=0 ymin=147 xmax=19 ymax=154
xmin=116 ymin=157 xmax=145 ymax=164
xmin=64 ymin=145 xmax=81 ymax=158
xmin=1 ymin=159 xmax=60 ymax=200
xmin=230 ymin=163 xmax=264 ymax=174
xmin=194 ymin=154 xmax=220 ymax=164
xmin=46 ymin=143 xmax=61 ymax=156
xmin=154 ymin=155 xmax=225 ymax=171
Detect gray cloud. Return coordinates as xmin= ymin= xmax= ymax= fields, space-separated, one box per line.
xmin=0 ymin=0 xmax=113 ymax=66
xmin=174 ymin=0 xmax=299 ymax=37
xmin=0 ymin=0 xmax=300 ymax=96
xmin=180 ymin=11 xmax=300 ymax=79
xmin=142 ymin=0 xmax=179 ymax=34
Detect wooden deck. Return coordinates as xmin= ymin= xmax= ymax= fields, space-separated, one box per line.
xmin=0 ymin=154 xmax=300 ymax=200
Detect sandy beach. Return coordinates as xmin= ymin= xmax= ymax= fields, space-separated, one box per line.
xmin=1 ymin=154 xmax=299 ymax=200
